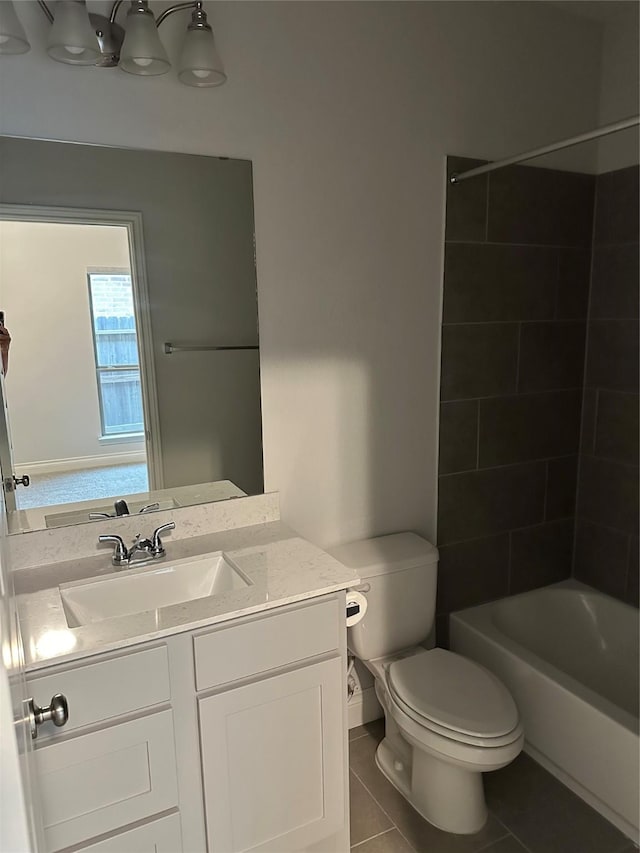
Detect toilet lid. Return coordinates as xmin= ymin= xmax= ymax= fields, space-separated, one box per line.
xmin=387 ymin=648 xmax=519 ymax=738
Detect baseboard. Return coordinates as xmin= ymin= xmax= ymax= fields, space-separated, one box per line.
xmin=15 ymin=450 xmax=147 ymax=476
xmin=348 ymin=686 xmax=383 ymax=729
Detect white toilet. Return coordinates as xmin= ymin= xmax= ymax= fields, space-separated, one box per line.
xmin=331 ymin=532 xmax=524 ymax=835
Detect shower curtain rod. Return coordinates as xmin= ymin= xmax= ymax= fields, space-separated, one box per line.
xmin=450 ymin=115 xmax=640 ymax=184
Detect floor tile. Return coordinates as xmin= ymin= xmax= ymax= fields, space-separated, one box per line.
xmin=350 ymin=725 xmax=369 ymax=742
xmin=350 ymin=772 xmax=393 ymax=847
xmin=352 ymin=828 xmax=416 ymax=852
xmin=477 ymin=835 xmax=530 ymax=853
xmin=350 ymin=733 xmax=509 ymax=853
xmin=501 ymin=782 xmax=629 ymax=853
xmin=483 ymin=753 xmax=572 ymax=823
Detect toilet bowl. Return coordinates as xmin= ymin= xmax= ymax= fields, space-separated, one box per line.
xmin=329 ymin=532 xmax=524 ymax=835
xmin=367 ymin=648 xmax=523 ymax=833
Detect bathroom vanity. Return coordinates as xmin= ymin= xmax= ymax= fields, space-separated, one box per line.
xmin=15 ymin=506 xmax=359 ymax=853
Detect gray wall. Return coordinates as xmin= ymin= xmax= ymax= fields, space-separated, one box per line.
xmin=574 ymin=165 xmax=639 ymax=605
xmin=436 ymin=157 xmax=595 ymax=640
xmin=0 ymin=136 xmax=263 ymax=495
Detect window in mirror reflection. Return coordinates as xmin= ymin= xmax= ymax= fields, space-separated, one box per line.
xmin=88 ymin=271 xmax=144 ymax=437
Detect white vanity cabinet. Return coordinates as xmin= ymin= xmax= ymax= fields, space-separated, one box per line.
xmin=26 ymin=592 xmax=349 ymax=853
xmin=195 ymin=595 xmax=347 ymax=853
xmin=26 ymin=645 xmax=180 ymax=853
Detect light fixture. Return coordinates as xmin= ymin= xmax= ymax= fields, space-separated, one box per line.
xmin=0 ymin=1 xmax=30 ymax=54
xmin=47 ymin=1 xmax=100 ymax=66
xmin=119 ymin=1 xmax=170 ymax=76
xmin=0 ymin=0 xmax=226 ymax=87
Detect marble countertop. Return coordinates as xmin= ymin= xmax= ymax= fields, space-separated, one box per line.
xmin=16 ymin=521 xmax=360 ymax=672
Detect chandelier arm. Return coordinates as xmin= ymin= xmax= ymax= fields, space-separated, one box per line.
xmin=109 ymin=0 xmax=125 ymax=25
xmin=37 ymin=1 xmax=54 ymax=24
xmin=156 ymin=1 xmax=199 ymax=28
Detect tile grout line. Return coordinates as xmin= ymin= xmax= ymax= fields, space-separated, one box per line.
xmin=350 ymin=765 xmax=420 ymax=853
xmin=553 ymin=247 xmax=561 ymax=320
xmin=476 ymin=399 xmax=481 ymax=470
xmin=514 ymin=321 xmax=522 ymax=392
xmin=485 ymin=172 xmax=490 ymax=242
xmin=350 ymin=827 xmax=397 ymax=849
xmin=351 ymin=755 xmax=513 ymax=853
xmin=475 ymin=829 xmax=528 ymax=853
xmin=439 ymin=454 xmax=575 ymax=479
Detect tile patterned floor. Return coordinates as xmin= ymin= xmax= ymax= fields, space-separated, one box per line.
xmin=349 ymin=720 xmax=637 ymax=853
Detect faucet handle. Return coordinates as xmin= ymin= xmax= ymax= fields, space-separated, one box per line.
xmin=151 ymin=521 xmax=175 ymax=556
xmin=139 ymin=502 xmax=160 ymax=514
xmin=98 ymin=534 xmax=130 ymax=566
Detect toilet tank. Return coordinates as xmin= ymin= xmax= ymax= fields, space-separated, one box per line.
xmin=330 ymin=533 xmax=438 ymax=661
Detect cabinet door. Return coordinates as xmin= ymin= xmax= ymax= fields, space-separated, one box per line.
xmin=76 ymin=812 xmax=182 ymax=853
xmin=35 ymin=710 xmax=178 ymax=852
xmin=199 ymin=656 xmax=345 ymax=853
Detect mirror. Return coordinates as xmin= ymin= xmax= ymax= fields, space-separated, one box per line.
xmin=0 ymin=135 xmax=263 ymax=532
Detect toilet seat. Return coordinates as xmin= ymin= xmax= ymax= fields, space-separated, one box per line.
xmin=388 ymin=683 xmax=522 ymax=748
xmin=386 ymin=648 xmax=521 ymax=745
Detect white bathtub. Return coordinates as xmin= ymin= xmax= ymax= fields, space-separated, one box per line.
xmin=449 ymin=579 xmax=639 ymax=843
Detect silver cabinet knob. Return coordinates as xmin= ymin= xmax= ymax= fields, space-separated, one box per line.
xmin=27 ymin=694 xmax=69 ymax=739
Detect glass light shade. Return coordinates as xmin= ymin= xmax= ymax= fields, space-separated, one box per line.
xmin=119 ymin=9 xmax=170 ymax=76
xmin=0 ymin=0 xmax=30 ymax=54
xmin=178 ymin=28 xmax=226 ymax=88
xmin=47 ymin=0 xmax=99 ymax=65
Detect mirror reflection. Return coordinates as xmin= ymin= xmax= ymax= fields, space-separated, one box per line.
xmin=0 ymin=136 xmax=263 ymax=532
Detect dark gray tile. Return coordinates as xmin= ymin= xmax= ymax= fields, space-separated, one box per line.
xmin=545 ymin=456 xmax=578 ymax=520
xmin=510 ymin=520 xmax=573 ymax=594
xmin=350 ymin=733 xmax=508 ymax=853
xmin=443 ymin=244 xmax=556 ymax=323
xmin=577 ymin=455 xmax=639 ymax=535
xmin=585 ymin=319 xmax=639 ymax=393
xmin=438 ymin=463 xmax=546 ymax=545
xmin=349 ymin=771 xmax=393 ymax=847
xmin=479 ymin=391 xmax=582 ymax=468
xmin=436 ymin=534 xmax=509 ymax=613
xmin=556 ymin=248 xmax=592 ymax=319
xmin=590 ymin=244 xmax=640 ymax=319
xmin=439 ymin=401 xmax=478 ymax=474
xmin=573 ymin=520 xmax=630 ymax=599
xmin=594 ymin=391 xmax=639 ymax=466
xmin=446 ymin=157 xmax=488 ymax=242
xmin=594 ymin=165 xmax=639 ymax=246
xmin=350 ymin=725 xmax=370 ymax=742
xmin=484 ymin=752 xmax=574 ymax=824
xmin=479 ymin=835 xmax=530 ymax=853
xmin=579 ymin=388 xmax=598 ymax=456
xmin=441 ymin=324 xmax=519 ymax=401
xmin=503 ymin=776 xmax=629 ymax=853
xmin=488 ymin=165 xmax=595 ymax=248
xmin=518 ymin=322 xmax=586 ymax=392
xmin=352 ymin=828 xmax=415 ymax=853
xmin=625 ymin=536 xmax=639 ymax=607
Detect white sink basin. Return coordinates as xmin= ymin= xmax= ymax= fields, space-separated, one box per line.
xmin=60 ymin=552 xmax=251 ymax=628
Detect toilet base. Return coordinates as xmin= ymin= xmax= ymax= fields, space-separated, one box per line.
xmin=376 ymin=737 xmax=488 ymax=835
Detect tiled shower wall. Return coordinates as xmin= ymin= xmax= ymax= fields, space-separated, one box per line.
xmin=574 ymin=165 xmax=639 ymax=606
xmin=436 ymin=157 xmax=595 ymax=636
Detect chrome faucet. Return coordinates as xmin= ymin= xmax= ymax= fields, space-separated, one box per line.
xmin=89 ymin=500 xmax=160 ymax=521
xmin=98 ymin=522 xmax=176 ymax=568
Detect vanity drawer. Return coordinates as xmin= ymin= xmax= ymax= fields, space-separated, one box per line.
xmin=76 ymin=812 xmax=182 ymax=853
xmin=35 ymin=709 xmax=179 ymax=852
xmin=193 ymin=596 xmax=341 ymax=691
xmin=27 ymin=645 xmax=170 ymax=738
